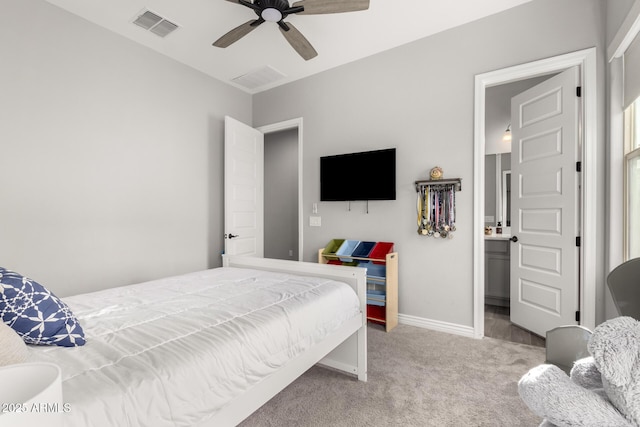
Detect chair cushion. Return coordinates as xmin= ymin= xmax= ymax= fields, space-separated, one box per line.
xmin=0 ymin=267 xmax=85 ymax=347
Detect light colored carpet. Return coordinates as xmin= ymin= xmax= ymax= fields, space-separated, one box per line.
xmin=240 ymin=323 xmax=545 ymax=426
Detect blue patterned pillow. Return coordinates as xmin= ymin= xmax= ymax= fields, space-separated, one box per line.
xmin=0 ymin=267 xmax=85 ymax=347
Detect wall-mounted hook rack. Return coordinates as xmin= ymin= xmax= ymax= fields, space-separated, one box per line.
xmin=414 ymin=178 xmax=462 ymax=192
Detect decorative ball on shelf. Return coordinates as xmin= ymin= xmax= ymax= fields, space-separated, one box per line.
xmin=430 ymin=166 xmax=443 ymax=180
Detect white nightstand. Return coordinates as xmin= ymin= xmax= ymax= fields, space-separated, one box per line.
xmin=0 ymin=363 xmax=63 ymax=427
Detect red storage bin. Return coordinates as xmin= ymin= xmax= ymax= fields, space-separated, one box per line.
xmin=367 ymin=304 xmax=386 ymax=324
xmin=369 ymin=242 xmax=394 ymax=264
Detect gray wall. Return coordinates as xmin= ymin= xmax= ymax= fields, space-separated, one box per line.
xmin=1 ymin=0 xmax=624 ymax=329
xmin=253 ymin=0 xmax=607 ymax=328
xmin=607 ymin=0 xmax=636 ymax=45
xmin=485 ymin=76 xmax=550 ymax=155
xmin=0 ymin=0 xmax=251 ymax=297
xmin=264 ymin=128 xmax=299 ymax=260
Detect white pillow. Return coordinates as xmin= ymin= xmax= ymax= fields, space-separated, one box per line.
xmin=0 ymin=320 xmax=28 ymax=366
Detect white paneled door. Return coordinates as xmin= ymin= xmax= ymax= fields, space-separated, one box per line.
xmin=224 ymin=116 xmax=264 ymax=257
xmin=510 ymin=66 xmax=581 ymax=337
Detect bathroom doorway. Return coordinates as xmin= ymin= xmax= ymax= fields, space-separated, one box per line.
xmin=473 ymin=48 xmax=598 ymax=341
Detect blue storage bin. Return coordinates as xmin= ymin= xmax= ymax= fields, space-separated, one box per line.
xmin=362 ymin=263 xmax=386 ymax=279
xmin=336 ymin=240 xmax=360 ymax=262
xmin=367 ymin=289 xmax=386 ymax=306
xmin=352 ymin=241 xmax=376 ymax=258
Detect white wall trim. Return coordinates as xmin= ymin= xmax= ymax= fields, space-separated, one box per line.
xmin=399 ymin=314 xmax=476 ymax=339
xmin=257 ymin=118 xmax=304 ymax=261
xmin=608 ymin=58 xmax=625 ymax=299
xmin=473 ymin=48 xmax=598 ymax=339
xmin=608 ymin=0 xmax=640 ymax=61
xmin=495 ymin=153 xmax=502 ymax=224
xmin=473 ymin=72 xmax=487 ymax=339
xmin=607 ymin=3 xmax=640 ymax=316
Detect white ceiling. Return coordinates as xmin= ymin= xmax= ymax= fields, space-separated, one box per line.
xmin=45 ymin=0 xmax=532 ymax=94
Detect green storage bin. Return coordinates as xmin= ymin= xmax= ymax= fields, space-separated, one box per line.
xmin=322 ymin=239 xmax=345 ymax=260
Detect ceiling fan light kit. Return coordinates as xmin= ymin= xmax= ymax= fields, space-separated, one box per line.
xmin=214 ymin=0 xmax=370 ymax=60
xmin=261 ymin=8 xmax=283 ymax=22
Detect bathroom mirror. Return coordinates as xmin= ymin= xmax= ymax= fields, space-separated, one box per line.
xmin=502 ymin=170 xmax=511 ymax=227
xmin=485 ymin=153 xmax=511 ymax=227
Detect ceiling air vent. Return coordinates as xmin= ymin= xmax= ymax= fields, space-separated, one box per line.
xmin=231 ymin=66 xmax=287 ymax=91
xmin=133 ymin=10 xmax=179 ymax=38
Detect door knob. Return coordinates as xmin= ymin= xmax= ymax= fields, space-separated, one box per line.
xmin=225 ymin=233 xmax=239 ymax=239
xmin=510 ymin=235 xmax=518 ymax=243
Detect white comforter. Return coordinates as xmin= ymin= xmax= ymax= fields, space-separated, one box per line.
xmin=27 ymin=267 xmax=361 ymax=427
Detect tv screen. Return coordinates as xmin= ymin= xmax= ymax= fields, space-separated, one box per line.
xmin=320 ymin=148 xmax=396 ymax=201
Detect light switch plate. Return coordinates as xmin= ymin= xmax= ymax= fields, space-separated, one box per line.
xmin=309 ymin=216 xmax=321 ymax=227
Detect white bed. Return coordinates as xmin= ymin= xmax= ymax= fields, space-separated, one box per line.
xmin=26 ymin=255 xmax=368 ymax=426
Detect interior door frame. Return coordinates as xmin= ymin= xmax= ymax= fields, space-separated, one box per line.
xmin=257 ymin=117 xmax=304 ymax=261
xmin=473 ymin=48 xmax=597 ymax=339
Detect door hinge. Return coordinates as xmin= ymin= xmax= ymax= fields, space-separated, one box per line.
xmin=576 ymin=236 xmax=581 ymax=247
xmin=576 ymin=86 xmax=582 ymax=97
xmin=576 ymin=161 xmax=582 ymax=172
xmin=575 ymin=311 xmax=581 ymax=322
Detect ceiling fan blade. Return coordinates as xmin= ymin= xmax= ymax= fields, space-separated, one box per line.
xmin=279 ymin=22 xmax=317 ymax=61
xmin=213 ymin=19 xmax=262 ymax=48
xmin=291 ymin=0 xmax=369 ymax=15
xmin=225 ymin=0 xmax=262 ymax=12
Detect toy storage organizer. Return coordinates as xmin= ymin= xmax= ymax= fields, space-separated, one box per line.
xmin=319 ymin=240 xmax=398 ymax=332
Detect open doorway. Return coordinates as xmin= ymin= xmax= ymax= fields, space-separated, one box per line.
xmin=473 ymin=48 xmax=598 ymax=340
xmin=264 ymin=128 xmax=299 ymax=260
xmin=223 ymin=117 xmax=303 ymax=260
xmin=258 ymin=119 xmax=304 ymax=261
xmin=483 ymin=76 xmax=551 ymax=347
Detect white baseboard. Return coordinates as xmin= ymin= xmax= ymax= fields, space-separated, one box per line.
xmin=398 ymin=313 xmax=476 ymax=339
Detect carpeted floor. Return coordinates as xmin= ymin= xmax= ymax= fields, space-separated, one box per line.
xmin=484 ymin=304 xmax=546 ymax=348
xmin=240 ymin=323 xmax=545 ymax=426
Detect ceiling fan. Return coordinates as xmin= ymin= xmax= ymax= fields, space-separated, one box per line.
xmin=213 ymin=0 xmax=370 ymax=61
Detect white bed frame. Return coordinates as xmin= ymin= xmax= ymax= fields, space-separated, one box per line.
xmin=205 ymin=255 xmax=368 ymax=426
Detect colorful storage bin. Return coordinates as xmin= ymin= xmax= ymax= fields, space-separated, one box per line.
xmin=360 ymin=262 xmax=386 ymax=279
xmin=336 ymin=240 xmax=360 ymax=262
xmin=366 ymin=289 xmax=386 ymax=306
xmin=369 ymin=242 xmax=394 ymax=264
xmin=352 ymin=241 xmax=376 ymax=258
xmin=322 ymin=239 xmax=345 ymax=260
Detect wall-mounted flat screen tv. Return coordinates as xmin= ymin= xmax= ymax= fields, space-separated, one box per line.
xmin=320 ymin=148 xmax=396 ymax=201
